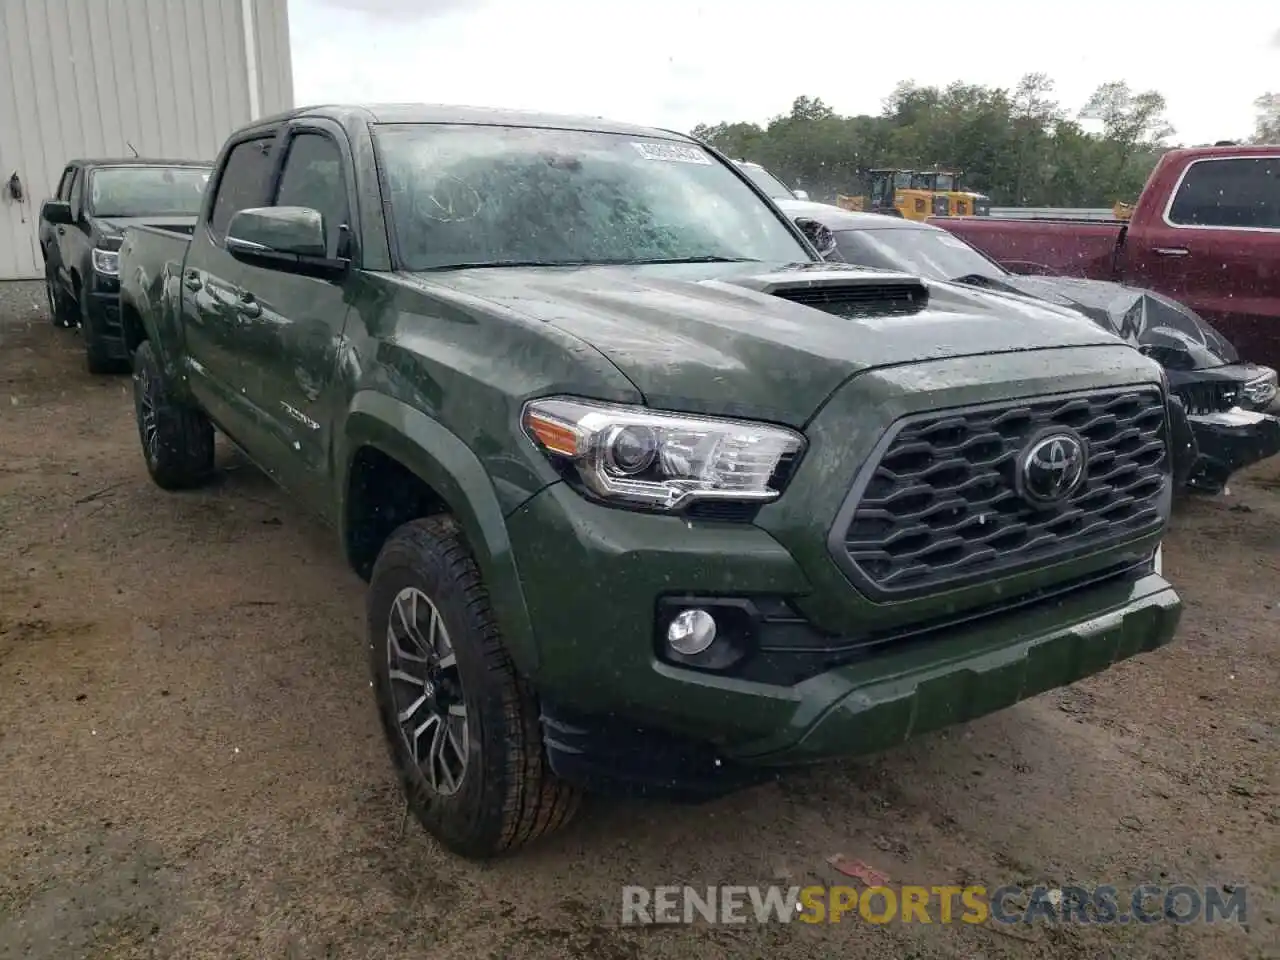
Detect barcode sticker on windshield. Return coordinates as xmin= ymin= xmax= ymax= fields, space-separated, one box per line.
xmin=632 ymin=141 xmax=712 ymax=164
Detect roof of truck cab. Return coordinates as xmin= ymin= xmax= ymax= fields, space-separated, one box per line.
xmin=1162 ymin=143 xmax=1280 ymax=160
xmin=244 ymin=103 xmax=695 ymax=141
xmin=66 ymin=157 xmax=213 ymax=168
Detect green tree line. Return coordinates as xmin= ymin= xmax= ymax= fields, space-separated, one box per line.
xmin=691 ymin=75 xmax=1276 ymax=208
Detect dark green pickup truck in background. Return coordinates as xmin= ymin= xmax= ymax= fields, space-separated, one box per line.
xmin=117 ymin=104 xmax=1182 ymax=859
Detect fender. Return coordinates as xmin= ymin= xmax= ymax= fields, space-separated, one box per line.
xmin=340 ymin=391 xmax=541 ymax=675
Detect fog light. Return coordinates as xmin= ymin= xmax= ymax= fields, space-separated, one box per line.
xmin=667 ymin=609 xmax=717 ymax=656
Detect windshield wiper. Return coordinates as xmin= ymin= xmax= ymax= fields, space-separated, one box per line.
xmin=418 ymin=259 xmax=598 ymax=271
xmin=623 ymin=256 xmax=760 ymax=264
xmin=419 ymin=256 xmax=761 ymax=271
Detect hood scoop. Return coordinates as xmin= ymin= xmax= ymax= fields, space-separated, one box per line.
xmin=722 ymin=270 xmax=930 ymax=319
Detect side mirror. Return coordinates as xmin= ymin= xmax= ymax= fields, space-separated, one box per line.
xmin=42 ymin=200 xmax=73 ymax=225
xmin=226 ymin=206 xmax=349 ymax=279
xmin=792 ymin=189 xmax=810 ymax=201
xmin=794 ymin=217 xmax=839 ymax=260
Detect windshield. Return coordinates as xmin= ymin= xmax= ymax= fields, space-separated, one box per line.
xmin=88 ymin=166 xmax=211 ymax=218
xmin=373 ymin=124 xmax=812 ymax=270
xmin=738 ymin=163 xmax=795 ymax=199
xmin=833 ymin=226 xmax=1007 ymax=281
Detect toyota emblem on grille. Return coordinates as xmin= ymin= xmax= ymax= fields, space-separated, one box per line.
xmin=1017 ymin=430 xmax=1087 ymax=505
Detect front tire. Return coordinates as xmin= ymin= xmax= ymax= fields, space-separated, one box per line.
xmin=45 ymin=269 xmax=75 ymax=329
xmin=368 ymin=516 xmax=580 ymax=858
xmin=131 ymin=340 xmax=215 ymax=490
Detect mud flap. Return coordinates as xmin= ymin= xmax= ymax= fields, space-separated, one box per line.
xmin=539 ymin=701 xmax=775 ymax=802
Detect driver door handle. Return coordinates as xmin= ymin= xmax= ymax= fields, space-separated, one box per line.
xmin=184 ymin=271 xmax=202 ymax=291
xmin=1152 ymin=247 xmax=1189 ymax=257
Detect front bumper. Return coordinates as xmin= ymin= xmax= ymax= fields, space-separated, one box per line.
xmin=1172 ymin=364 xmax=1280 ymax=487
xmin=509 ymin=482 xmax=1180 ymax=797
xmin=738 ymin=577 xmax=1178 ymax=765
xmin=1187 ymin=408 xmax=1280 ymax=487
xmin=506 ymin=346 xmax=1178 ymax=797
xmin=82 ymin=275 xmax=128 ymax=360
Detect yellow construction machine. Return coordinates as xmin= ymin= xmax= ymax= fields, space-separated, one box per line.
xmin=836 ymin=168 xmax=991 ymax=220
xmin=836 ymin=169 xmax=920 ymax=218
xmin=911 ymin=170 xmax=991 ymax=218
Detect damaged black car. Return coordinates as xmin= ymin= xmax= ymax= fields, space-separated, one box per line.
xmin=779 ymin=199 xmax=1280 ymax=493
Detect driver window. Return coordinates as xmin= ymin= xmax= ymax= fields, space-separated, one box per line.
xmin=274 ymin=133 xmax=349 ymax=256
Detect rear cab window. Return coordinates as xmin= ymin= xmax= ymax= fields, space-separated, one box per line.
xmin=1166 ymin=156 xmax=1280 ymax=229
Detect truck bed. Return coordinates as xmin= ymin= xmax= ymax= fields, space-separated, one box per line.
xmin=139 ymin=221 xmax=196 ymax=237
xmin=118 ymin=224 xmax=195 ymax=358
xmin=927 ymin=216 xmax=1124 ymax=281
xmin=986 ymin=207 xmax=1119 ymax=222
xmin=121 ymin=222 xmax=193 ymax=258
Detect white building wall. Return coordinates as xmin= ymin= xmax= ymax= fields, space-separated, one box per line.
xmin=0 ymin=0 xmax=293 ymax=279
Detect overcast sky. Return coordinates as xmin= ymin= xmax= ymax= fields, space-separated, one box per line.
xmin=288 ymin=0 xmax=1278 ymax=145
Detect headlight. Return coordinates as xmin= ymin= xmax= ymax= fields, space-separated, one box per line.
xmin=1241 ymin=368 xmax=1277 ymax=409
xmin=91 ymin=248 xmax=119 ymax=275
xmin=522 ymin=397 xmax=805 ymax=511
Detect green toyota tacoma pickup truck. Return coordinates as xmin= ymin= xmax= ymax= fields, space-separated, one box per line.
xmin=117 ymin=104 xmax=1182 ymax=859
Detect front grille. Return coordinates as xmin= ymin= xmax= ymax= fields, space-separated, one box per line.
xmin=1173 ymin=379 xmax=1238 ymax=415
xmin=834 ymin=388 xmax=1168 ymax=600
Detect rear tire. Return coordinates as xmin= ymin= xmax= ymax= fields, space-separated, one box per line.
xmin=368 ymin=515 xmax=580 ymax=859
xmin=131 ymin=340 xmax=215 ymax=490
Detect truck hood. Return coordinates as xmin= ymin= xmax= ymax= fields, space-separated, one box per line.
xmin=409 ymin=262 xmax=1129 ymax=426
xmin=990 ymin=274 xmax=1240 ymax=371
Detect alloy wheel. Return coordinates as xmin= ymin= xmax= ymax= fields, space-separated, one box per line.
xmin=386 ymin=586 xmax=469 ymax=796
xmin=136 ymin=367 xmax=159 ymax=465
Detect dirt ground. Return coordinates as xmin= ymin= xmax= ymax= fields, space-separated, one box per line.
xmin=0 ymin=279 xmax=1275 ymax=960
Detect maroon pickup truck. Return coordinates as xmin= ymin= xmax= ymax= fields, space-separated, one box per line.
xmin=930 ymin=145 xmax=1280 ymax=373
